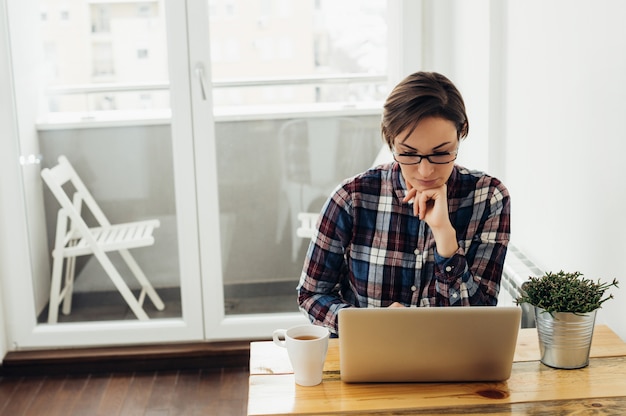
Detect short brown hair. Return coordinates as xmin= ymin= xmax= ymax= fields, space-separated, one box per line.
xmin=381 ymin=71 xmax=469 ymax=149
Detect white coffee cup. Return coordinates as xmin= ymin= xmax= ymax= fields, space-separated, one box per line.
xmin=272 ymin=324 xmax=330 ymax=386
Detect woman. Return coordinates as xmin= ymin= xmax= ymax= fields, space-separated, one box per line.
xmin=297 ymin=71 xmax=511 ymax=336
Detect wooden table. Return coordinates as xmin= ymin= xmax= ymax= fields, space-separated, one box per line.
xmin=248 ymin=325 xmax=626 ymax=415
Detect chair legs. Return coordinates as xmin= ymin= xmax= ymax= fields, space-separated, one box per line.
xmin=119 ymin=249 xmax=165 ymax=311
xmin=48 ymin=209 xmax=69 ymax=324
xmin=48 ymin=253 xmax=77 ymax=324
xmin=48 ymin=213 xmax=164 ymax=323
xmin=61 ymin=248 xmax=76 ymax=316
xmin=94 ymin=250 xmax=151 ymax=321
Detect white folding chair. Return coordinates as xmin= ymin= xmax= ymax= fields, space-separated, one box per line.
xmin=41 ymin=155 xmax=165 ymax=324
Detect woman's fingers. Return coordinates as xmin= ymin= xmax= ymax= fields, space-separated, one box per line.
xmin=417 ymin=192 xmax=427 ymax=220
xmin=406 ymin=184 xmax=447 ymax=220
xmin=414 ymin=185 xmax=446 ymax=222
xmin=403 ymin=188 xmax=417 ymax=203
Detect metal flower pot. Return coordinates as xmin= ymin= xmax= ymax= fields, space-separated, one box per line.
xmin=534 ymin=306 xmax=597 ymax=369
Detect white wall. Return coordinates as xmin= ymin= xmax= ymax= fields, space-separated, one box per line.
xmin=423 ymin=0 xmax=626 ymax=341
xmin=0 ymin=0 xmax=26 ymax=360
xmin=421 ymin=0 xmax=493 ymax=175
xmin=502 ymin=0 xmax=626 ymax=340
xmin=0 ymin=0 xmax=8 ymax=363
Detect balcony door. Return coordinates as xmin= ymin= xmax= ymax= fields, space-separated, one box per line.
xmin=5 ymin=0 xmax=205 ymax=348
xmin=3 ymin=0 xmax=390 ymax=348
xmin=195 ymin=0 xmax=390 ymax=339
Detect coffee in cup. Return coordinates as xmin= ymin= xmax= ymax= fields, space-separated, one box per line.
xmin=273 ymin=324 xmax=330 ymax=386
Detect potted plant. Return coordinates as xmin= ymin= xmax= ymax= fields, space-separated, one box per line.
xmin=516 ymin=270 xmax=619 ymax=369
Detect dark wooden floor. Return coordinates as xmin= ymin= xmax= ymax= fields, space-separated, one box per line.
xmin=0 ymin=366 xmax=249 ymax=416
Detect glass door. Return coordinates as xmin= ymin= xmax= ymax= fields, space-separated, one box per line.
xmin=5 ymin=0 xmax=204 ymax=348
xmin=195 ymin=0 xmax=390 ymax=339
xmin=3 ymin=0 xmax=392 ymax=346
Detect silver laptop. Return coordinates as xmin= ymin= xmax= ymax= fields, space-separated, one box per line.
xmin=338 ymin=306 xmax=522 ymax=383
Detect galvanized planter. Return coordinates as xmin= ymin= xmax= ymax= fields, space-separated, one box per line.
xmin=534 ymin=306 xmax=597 ymax=369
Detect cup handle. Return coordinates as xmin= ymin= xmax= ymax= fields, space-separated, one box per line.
xmin=273 ymin=329 xmax=287 ymax=348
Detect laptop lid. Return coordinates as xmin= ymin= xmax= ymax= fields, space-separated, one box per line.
xmin=338 ymin=306 xmax=522 ymax=383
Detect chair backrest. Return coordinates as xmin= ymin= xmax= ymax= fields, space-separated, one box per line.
xmin=41 ymin=155 xmax=111 ymax=228
xmin=278 ymin=117 xmax=366 ymax=187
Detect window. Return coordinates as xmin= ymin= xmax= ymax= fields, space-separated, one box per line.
xmin=92 ymin=5 xmax=110 ymax=33
xmin=209 ymin=0 xmax=388 ymax=110
xmin=137 ymin=4 xmax=151 ymax=17
xmin=37 ymin=0 xmax=387 ymax=122
xmin=39 ymin=1 xmax=168 ymax=117
xmin=17 ymin=0 xmax=393 ymax=339
xmin=92 ymin=42 xmax=114 ymax=76
xmin=137 ymin=48 xmax=149 ymax=59
xmin=224 ymin=0 xmax=236 ymax=17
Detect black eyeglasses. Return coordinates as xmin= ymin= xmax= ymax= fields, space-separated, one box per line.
xmin=392 ymin=149 xmax=458 ymax=165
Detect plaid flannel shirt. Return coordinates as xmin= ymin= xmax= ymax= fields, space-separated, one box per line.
xmin=297 ymin=162 xmax=511 ymax=335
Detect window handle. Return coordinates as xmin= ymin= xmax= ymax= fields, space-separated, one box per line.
xmin=194 ymin=63 xmax=207 ymax=100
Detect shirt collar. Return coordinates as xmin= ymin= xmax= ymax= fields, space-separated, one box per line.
xmin=391 ymin=162 xmax=407 ymax=201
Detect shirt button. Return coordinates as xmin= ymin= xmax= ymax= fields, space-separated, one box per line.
xmin=445 ymin=266 xmax=453 ymax=272
xmin=414 ymin=249 xmax=420 ymax=255
xmin=411 ymin=285 xmax=417 ymax=292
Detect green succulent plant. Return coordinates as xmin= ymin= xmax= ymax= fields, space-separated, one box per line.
xmin=515 ymin=270 xmax=619 ymax=315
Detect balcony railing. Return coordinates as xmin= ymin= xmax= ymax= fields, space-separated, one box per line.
xmin=45 ymin=73 xmax=387 ymax=95
xmin=39 ymin=74 xmax=388 ymax=128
